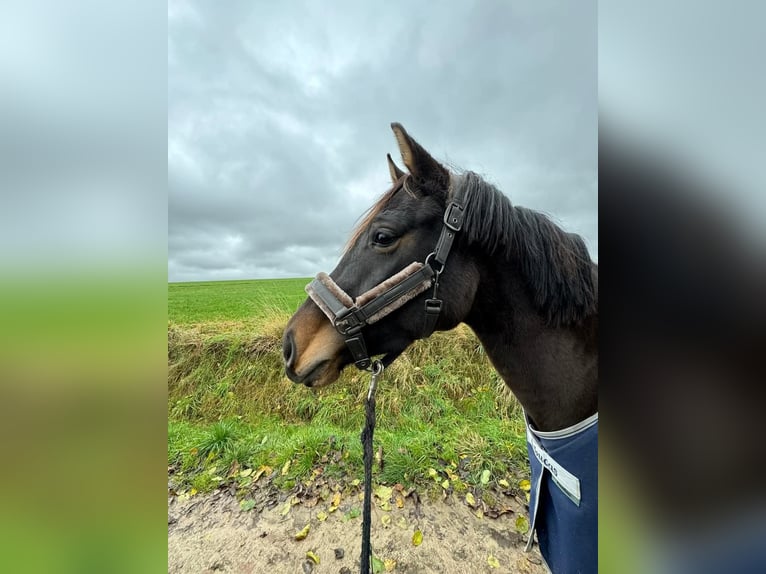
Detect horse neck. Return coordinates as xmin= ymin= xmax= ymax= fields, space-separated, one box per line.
xmin=464 ymin=257 xmax=598 ymax=432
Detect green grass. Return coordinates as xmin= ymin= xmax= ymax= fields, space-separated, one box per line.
xmin=168 ymin=278 xmax=310 ymax=324
xmin=168 ymin=278 xmax=530 ymax=496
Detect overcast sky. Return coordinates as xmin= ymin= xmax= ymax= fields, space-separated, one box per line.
xmin=168 ymin=1 xmax=597 ymax=282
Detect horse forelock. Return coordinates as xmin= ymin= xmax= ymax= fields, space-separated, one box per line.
xmin=343 ymin=175 xmax=422 ymax=255
xmin=343 ymin=179 xmax=403 ymax=255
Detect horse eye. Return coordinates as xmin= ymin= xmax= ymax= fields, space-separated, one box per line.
xmin=372 ymin=230 xmax=397 ymax=247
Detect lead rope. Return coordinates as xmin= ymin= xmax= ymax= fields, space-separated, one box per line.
xmin=360 ymin=360 xmax=383 ymax=574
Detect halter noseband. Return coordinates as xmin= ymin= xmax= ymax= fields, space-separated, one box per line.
xmin=305 ymin=176 xmax=466 ymax=370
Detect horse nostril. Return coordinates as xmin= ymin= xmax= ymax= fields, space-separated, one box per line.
xmin=283 ymin=331 xmax=296 ymax=368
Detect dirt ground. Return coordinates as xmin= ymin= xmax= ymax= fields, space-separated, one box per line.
xmin=168 ymin=488 xmax=547 ymax=574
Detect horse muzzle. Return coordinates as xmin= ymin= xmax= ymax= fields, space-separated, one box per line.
xmin=283 ymin=304 xmax=347 ymax=387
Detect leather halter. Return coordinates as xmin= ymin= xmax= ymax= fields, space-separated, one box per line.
xmin=305 ymin=176 xmax=466 ymax=370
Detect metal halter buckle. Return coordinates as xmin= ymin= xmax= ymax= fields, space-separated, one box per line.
xmin=443 ymin=201 xmax=465 ymax=232
xmin=334 ymin=309 xmax=364 ymax=336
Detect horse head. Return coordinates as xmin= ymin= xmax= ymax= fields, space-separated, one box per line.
xmin=283 ymin=123 xmax=479 ymax=387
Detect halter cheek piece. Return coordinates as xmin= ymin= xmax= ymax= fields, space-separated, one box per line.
xmin=305 ymin=177 xmax=466 ymax=371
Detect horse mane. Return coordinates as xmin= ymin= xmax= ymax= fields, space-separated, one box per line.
xmin=456 ymin=171 xmax=597 ymax=326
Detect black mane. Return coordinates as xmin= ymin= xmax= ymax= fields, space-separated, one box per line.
xmin=455 ymin=171 xmax=597 ymax=326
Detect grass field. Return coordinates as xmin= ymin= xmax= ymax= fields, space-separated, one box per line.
xmin=168 ymin=277 xmax=530 ymax=499
xmin=168 ymin=278 xmax=310 ymax=324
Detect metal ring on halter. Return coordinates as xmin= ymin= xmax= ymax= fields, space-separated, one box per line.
xmin=424 ymin=252 xmax=443 ymax=276
xmin=368 ymin=360 xmax=384 ymax=399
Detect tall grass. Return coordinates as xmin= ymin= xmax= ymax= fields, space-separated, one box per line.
xmin=167 ymin=280 xmax=530 ymax=493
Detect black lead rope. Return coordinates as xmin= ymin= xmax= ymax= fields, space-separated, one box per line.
xmin=360 ymin=360 xmax=383 ymax=574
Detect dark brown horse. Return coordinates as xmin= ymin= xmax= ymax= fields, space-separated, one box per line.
xmin=283 ymin=124 xmax=598 ymax=572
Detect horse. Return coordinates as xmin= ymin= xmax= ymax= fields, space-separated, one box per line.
xmin=283 ymin=123 xmax=598 ymax=574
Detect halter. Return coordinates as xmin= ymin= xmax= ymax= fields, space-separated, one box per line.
xmin=305 ymin=176 xmax=466 ymax=371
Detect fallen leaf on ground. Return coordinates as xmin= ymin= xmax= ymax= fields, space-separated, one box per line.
xmin=317 ymin=511 xmax=328 ymax=522
xmin=395 ymin=495 xmax=404 ymax=508
xmin=515 ymin=515 xmax=530 ymax=534
xmin=239 ymin=499 xmax=256 ymax=512
xmin=281 ymin=460 xmax=291 ymax=476
xmin=412 ymin=529 xmax=423 ymax=546
xmin=488 ymin=555 xmax=500 ymax=568
xmin=440 ymin=479 xmax=449 ymax=490
xmin=480 ymin=469 xmax=491 ymax=485
xmin=306 ymin=551 xmax=320 ymax=564
xmin=381 ymin=514 xmax=391 ymax=526
xmin=371 ymin=556 xmax=384 ymax=573
xmin=384 ymin=558 xmax=396 ymax=571
xmin=519 ymin=479 xmax=531 ymax=491
xmin=239 ymin=468 xmax=253 ymax=478
xmin=465 ymin=492 xmax=476 ymax=507
xmin=280 ymin=500 xmax=292 ymax=516
xmin=294 ymin=524 xmax=310 ymax=540
xmin=253 ymin=466 xmax=270 ymax=482
xmin=498 ymin=478 xmax=509 ymax=488
xmin=374 ymin=485 xmax=393 ymax=503
xmin=189 ymin=488 xmax=198 ymax=497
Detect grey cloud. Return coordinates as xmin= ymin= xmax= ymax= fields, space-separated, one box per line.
xmin=168 ymin=1 xmax=597 ymax=281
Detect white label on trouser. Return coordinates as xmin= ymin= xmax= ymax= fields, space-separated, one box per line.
xmin=526 ymin=427 xmax=581 ymax=506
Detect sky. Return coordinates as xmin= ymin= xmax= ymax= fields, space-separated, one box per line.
xmin=168 ymin=1 xmax=597 ymax=282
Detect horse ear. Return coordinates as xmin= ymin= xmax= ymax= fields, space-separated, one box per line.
xmin=386 ymin=153 xmax=405 ymax=183
xmin=390 ymin=123 xmax=449 ymax=184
